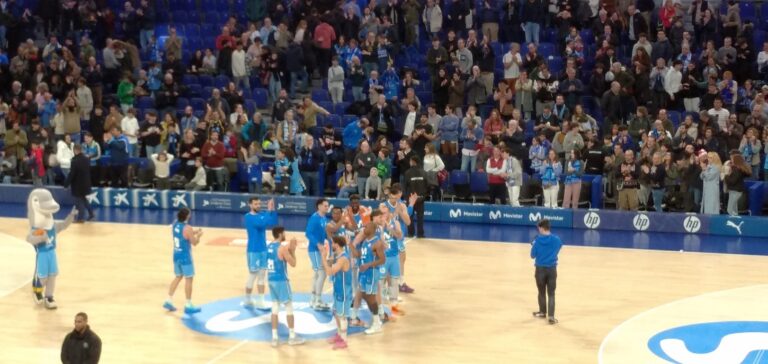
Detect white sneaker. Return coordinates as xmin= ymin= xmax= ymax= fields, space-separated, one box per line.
xmin=364 ymin=323 xmax=382 ymax=335
xmin=271 ymin=338 xmax=279 ymax=347
xmin=314 ymin=301 xmax=330 ymax=311
xmin=288 ymin=336 xmax=306 ymax=346
xmin=44 ymin=298 xmax=58 ymax=309
xmin=256 ymin=299 xmax=270 ymax=310
xmin=241 ymin=298 xmax=256 ymax=307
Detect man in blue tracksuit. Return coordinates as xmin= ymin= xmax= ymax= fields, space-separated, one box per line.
xmin=530 ymin=219 xmax=563 ymax=325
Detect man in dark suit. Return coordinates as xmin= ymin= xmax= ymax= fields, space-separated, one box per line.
xmin=404 ymin=156 xmax=428 ymax=238
xmin=65 ymin=144 xmax=94 ymax=223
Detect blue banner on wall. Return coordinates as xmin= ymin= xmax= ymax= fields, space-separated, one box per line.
xmin=709 ymin=215 xmax=768 ymax=238
xmin=485 ymin=206 xmax=573 ymax=227
xmin=133 ymin=189 xmax=166 ymax=209
xmin=573 ymin=209 xmax=708 ymax=234
xmin=101 ymin=188 xmax=133 ymax=208
xmin=193 ymin=192 xmax=250 ymax=212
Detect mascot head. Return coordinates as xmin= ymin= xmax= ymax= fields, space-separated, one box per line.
xmin=27 ymin=189 xmax=60 ymax=230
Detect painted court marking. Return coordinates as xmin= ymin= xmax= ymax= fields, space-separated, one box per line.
xmin=205 ymin=339 xmax=249 ymax=364
xmin=0 ymin=232 xmax=35 ymax=298
xmin=598 ymin=284 xmax=768 ymax=364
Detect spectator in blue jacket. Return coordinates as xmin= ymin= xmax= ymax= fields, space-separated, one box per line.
xmin=105 ymin=126 xmax=129 ymax=187
xmin=343 ymin=117 xmax=367 ymax=160
xmin=460 ymin=118 xmax=484 ymax=172
xmin=530 ymin=219 xmax=563 ymax=325
xmin=438 ymin=104 xmax=460 ymax=156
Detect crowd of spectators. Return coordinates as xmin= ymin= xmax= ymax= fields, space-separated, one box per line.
xmin=0 ymin=0 xmax=767 ymax=216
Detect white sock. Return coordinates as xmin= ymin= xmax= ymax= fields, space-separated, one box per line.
xmin=245 ymin=292 xmax=251 ymax=300
xmin=340 ymin=320 xmax=348 ymax=340
xmin=272 ymin=329 xmax=277 ymax=339
xmin=289 ymin=329 xmax=296 ymax=339
xmin=167 ymin=296 xmax=173 ymax=303
xmin=373 ymin=315 xmax=382 ymax=326
xmin=186 ymin=300 xmax=192 ymax=306
xmin=350 ymin=307 xmax=358 ymax=320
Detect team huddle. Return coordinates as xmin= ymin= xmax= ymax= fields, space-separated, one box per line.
xmin=164 ymin=184 xmax=418 ymax=349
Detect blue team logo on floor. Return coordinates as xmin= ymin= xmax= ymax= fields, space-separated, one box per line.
xmin=181 ymin=293 xmax=376 ymax=341
xmin=647 ymin=321 xmax=768 ymax=363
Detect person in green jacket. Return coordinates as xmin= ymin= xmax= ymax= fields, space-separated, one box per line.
xmin=117 ymin=72 xmax=135 ymax=113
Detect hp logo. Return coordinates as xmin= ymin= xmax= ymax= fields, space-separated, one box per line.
xmin=632 ymin=213 xmax=650 ymax=231
xmin=683 ymin=215 xmax=701 ymax=233
xmin=583 ymin=212 xmax=601 ymax=229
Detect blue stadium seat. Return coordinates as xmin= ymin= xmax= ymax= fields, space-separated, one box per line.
xmin=241 ymin=88 xmax=252 ymax=99
xmin=318 ymin=101 xmax=334 ymax=115
xmin=190 ymin=98 xmax=207 ymax=111
xmin=135 ymin=96 xmax=155 ymax=109
xmin=326 ymin=114 xmax=342 ymax=128
xmin=334 ymin=102 xmax=350 ymax=115
xmin=244 ymin=100 xmax=257 ymax=115
xmin=548 ymin=57 xmax=563 ymax=74
xmin=198 ymin=75 xmax=214 ymax=88
xmin=181 ymin=74 xmax=198 ymax=85
xmin=312 ymin=89 xmax=330 ymax=102
xmin=172 ymin=11 xmax=188 ymax=24
xmin=668 ymin=111 xmax=682 ymax=129
xmin=202 ymin=86 xmax=214 ymax=99
xmin=185 ymin=84 xmax=201 ymax=98
xmin=538 ymin=43 xmax=556 ymax=57
xmin=176 ymin=97 xmax=190 ymax=109
xmin=214 ymin=75 xmax=230 ymax=89
xmin=185 ymin=24 xmax=201 ymax=38
xmin=470 ymin=172 xmax=489 ymax=203
xmin=253 ymin=88 xmax=269 ymax=108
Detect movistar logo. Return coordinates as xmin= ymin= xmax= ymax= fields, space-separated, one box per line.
xmin=449 ymin=209 xmax=461 ymax=218
xmin=182 ymin=294 xmax=380 ymax=341
xmin=648 ymin=321 xmax=768 ymax=364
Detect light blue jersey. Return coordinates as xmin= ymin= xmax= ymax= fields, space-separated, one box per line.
xmin=172 ymin=221 xmax=194 ymax=277
xmin=266 ymin=241 xmax=292 ymax=303
xmin=244 ymin=211 xmax=277 ymax=272
xmin=359 ymin=235 xmax=380 ymax=294
xmin=332 ymin=251 xmax=353 ymax=317
xmin=306 ymin=212 xmax=329 ymax=271
xmin=385 ymin=200 xmax=410 ymax=252
xmin=34 ymin=228 xmax=59 ymax=278
xmin=382 ymin=218 xmax=401 ymax=279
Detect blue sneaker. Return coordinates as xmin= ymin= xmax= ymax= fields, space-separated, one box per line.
xmin=163 ymin=301 xmax=177 ymax=312
xmin=184 ymin=305 xmax=202 ymax=314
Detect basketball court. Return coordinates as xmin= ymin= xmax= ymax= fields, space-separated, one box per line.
xmin=1 ymin=212 xmax=767 ymax=363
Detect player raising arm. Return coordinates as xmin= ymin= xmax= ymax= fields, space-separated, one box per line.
xmin=164 ymin=208 xmax=203 ymax=314
xmin=267 ymin=227 xmax=306 ymax=347
xmin=321 ymin=236 xmax=353 ymax=350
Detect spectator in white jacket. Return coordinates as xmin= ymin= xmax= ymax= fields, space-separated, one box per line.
xmin=76 ymin=78 xmax=93 ymax=122
xmin=664 ymin=60 xmax=683 ymax=107
xmin=121 ymin=108 xmax=140 ymax=157
xmin=422 ymin=0 xmax=443 ymax=36
xmin=231 ymin=42 xmax=250 ymax=91
xmin=328 ymin=56 xmax=345 ymax=104
xmin=56 ymin=134 xmax=75 ymax=178
xmin=502 ymin=147 xmax=523 ymax=206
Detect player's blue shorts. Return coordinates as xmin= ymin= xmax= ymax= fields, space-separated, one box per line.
xmin=247 ymin=251 xmax=267 ymax=272
xmin=333 ymin=295 xmax=351 ymax=317
xmin=359 ymin=269 xmax=378 ymax=295
xmin=308 ymin=251 xmax=323 ymax=271
xmin=35 ymin=250 xmax=58 ymax=279
xmin=397 ymin=238 xmax=406 ymax=252
xmin=269 ymin=280 xmax=292 ymax=304
xmin=173 ymin=258 xmax=195 ymax=278
xmin=383 ymin=255 xmax=401 ymax=279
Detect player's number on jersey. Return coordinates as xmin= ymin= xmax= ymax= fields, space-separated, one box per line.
xmin=267 ymin=259 xmax=275 ymax=272
xmin=173 ymin=237 xmax=180 ymax=250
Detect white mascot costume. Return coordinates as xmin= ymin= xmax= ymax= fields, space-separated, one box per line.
xmin=26 ymin=189 xmax=77 ymax=309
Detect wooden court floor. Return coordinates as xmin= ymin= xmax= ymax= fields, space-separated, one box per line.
xmin=0 ymin=216 xmax=767 ymax=364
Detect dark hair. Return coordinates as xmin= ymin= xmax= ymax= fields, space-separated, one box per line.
xmin=409 ymin=155 xmax=421 ymax=165
xmin=349 ymin=194 xmax=360 ymax=201
xmin=177 ymin=207 xmax=191 ymax=222
xmin=371 ymin=210 xmax=383 ymax=218
xmin=248 ymin=197 xmax=260 ymax=203
xmin=332 ymin=206 xmax=343 ymax=213
xmin=388 ymin=183 xmax=402 ymax=195
xmin=316 ymin=198 xmax=328 ymax=208
xmin=332 ymin=236 xmax=347 ymax=248
xmin=76 ymin=312 xmax=88 ymax=321
xmin=572 ymin=149 xmax=582 ymax=160
xmin=272 ymin=226 xmax=285 ymax=239
xmin=537 ymin=219 xmax=551 ymax=231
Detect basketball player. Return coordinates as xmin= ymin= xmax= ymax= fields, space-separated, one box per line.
xmin=378 ymin=201 xmax=406 ymax=315
xmin=243 ymin=197 xmax=277 ymax=309
xmin=164 ymin=207 xmax=203 ymax=314
xmin=305 ymin=198 xmax=331 ymax=310
xmin=325 ymin=206 xmax=349 ymax=242
xmin=266 ymin=226 xmax=306 ymax=347
xmin=320 ymin=236 xmax=353 ymax=350
xmin=382 ymin=184 xmax=417 ymax=296
xmin=344 ymin=194 xmax=370 ymax=231
xmin=351 ymin=212 xmax=386 ymax=334
xmin=530 ymin=219 xmax=563 ymax=325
